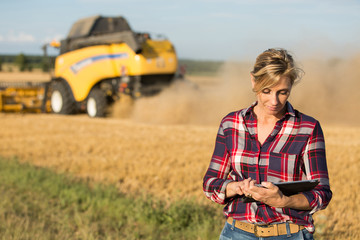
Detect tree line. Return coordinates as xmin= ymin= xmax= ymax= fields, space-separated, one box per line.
xmin=0 ymin=54 xmax=56 ymax=72
xmin=178 ymin=59 xmax=224 ymax=76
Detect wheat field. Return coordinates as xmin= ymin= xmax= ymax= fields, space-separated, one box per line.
xmin=1 ymin=56 xmax=360 ymax=239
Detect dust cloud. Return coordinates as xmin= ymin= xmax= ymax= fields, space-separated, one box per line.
xmin=290 ymin=54 xmax=360 ymax=126
xmin=111 ymin=54 xmax=360 ymax=127
xmin=111 ymin=62 xmax=255 ymax=126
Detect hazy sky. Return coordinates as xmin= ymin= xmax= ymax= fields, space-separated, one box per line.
xmin=0 ymin=0 xmax=359 ymax=61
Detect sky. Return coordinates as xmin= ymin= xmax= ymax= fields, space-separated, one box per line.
xmin=0 ymin=0 xmax=360 ymax=61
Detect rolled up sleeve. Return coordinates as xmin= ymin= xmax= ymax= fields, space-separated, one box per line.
xmin=203 ymin=123 xmax=232 ymax=205
xmin=302 ymin=121 xmax=332 ymax=213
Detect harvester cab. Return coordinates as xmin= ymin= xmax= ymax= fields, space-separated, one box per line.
xmin=50 ymin=15 xmax=178 ymax=117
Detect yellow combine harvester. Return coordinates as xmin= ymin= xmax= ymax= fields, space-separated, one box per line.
xmin=0 ymin=15 xmax=178 ymax=117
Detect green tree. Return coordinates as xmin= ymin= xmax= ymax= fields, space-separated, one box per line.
xmin=0 ymin=57 xmax=2 ymax=71
xmin=15 ymin=53 xmax=28 ymax=72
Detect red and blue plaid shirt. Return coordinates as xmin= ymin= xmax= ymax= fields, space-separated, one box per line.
xmin=203 ymin=102 xmax=332 ymax=232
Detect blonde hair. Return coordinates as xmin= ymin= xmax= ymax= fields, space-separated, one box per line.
xmin=251 ymin=48 xmax=303 ymax=93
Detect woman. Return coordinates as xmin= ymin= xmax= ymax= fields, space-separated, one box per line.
xmin=203 ymin=48 xmax=332 ymax=240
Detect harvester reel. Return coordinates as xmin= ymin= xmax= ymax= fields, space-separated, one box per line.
xmin=87 ymin=88 xmax=107 ymax=117
xmin=51 ymin=81 xmax=76 ymax=115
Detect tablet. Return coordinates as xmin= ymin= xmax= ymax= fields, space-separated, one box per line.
xmin=241 ymin=179 xmax=319 ymax=203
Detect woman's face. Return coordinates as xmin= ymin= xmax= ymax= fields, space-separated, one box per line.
xmin=254 ymin=76 xmax=292 ymax=118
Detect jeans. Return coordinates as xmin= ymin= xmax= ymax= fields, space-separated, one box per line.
xmin=219 ymin=222 xmax=314 ymax=240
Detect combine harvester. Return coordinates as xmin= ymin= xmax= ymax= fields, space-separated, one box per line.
xmin=0 ymin=15 xmax=179 ymax=117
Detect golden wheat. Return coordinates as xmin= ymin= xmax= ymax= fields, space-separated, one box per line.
xmin=0 ymin=114 xmax=359 ymax=239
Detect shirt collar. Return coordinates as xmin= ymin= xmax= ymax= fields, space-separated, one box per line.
xmin=286 ymin=102 xmax=296 ymax=117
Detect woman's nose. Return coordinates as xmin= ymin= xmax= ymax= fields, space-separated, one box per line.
xmin=270 ymin=94 xmax=279 ymax=105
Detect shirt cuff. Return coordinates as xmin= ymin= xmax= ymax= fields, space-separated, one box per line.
xmin=302 ymin=191 xmax=319 ymax=214
xmin=211 ymin=179 xmax=234 ymax=205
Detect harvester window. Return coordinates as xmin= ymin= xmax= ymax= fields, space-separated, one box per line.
xmin=91 ymin=17 xmax=131 ymax=36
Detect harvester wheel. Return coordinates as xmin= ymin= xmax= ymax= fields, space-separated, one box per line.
xmin=51 ymin=81 xmax=76 ymax=114
xmin=87 ymin=88 xmax=107 ymax=117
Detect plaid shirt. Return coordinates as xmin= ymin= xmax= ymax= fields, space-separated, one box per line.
xmin=203 ymin=102 xmax=332 ymax=232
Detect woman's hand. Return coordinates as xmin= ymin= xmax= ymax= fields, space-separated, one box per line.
xmin=243 ymin=180 xmax=312 ymax=210
xmin=225 ymin=177 xmax=264 ymax=199
xmin=225 ymin=179 xmax=246 ymax=198
xmin=243 ymin=180 xmax=287 ymax=207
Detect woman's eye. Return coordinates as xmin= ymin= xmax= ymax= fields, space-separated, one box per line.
xmin=262 ymin=89 xmax=270 ymax=94
xmin=280 ymin=91 xmax=289 ymax=95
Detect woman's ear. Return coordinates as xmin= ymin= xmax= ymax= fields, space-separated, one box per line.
xmin=250 ymin=73 xmax=255 ymax=90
